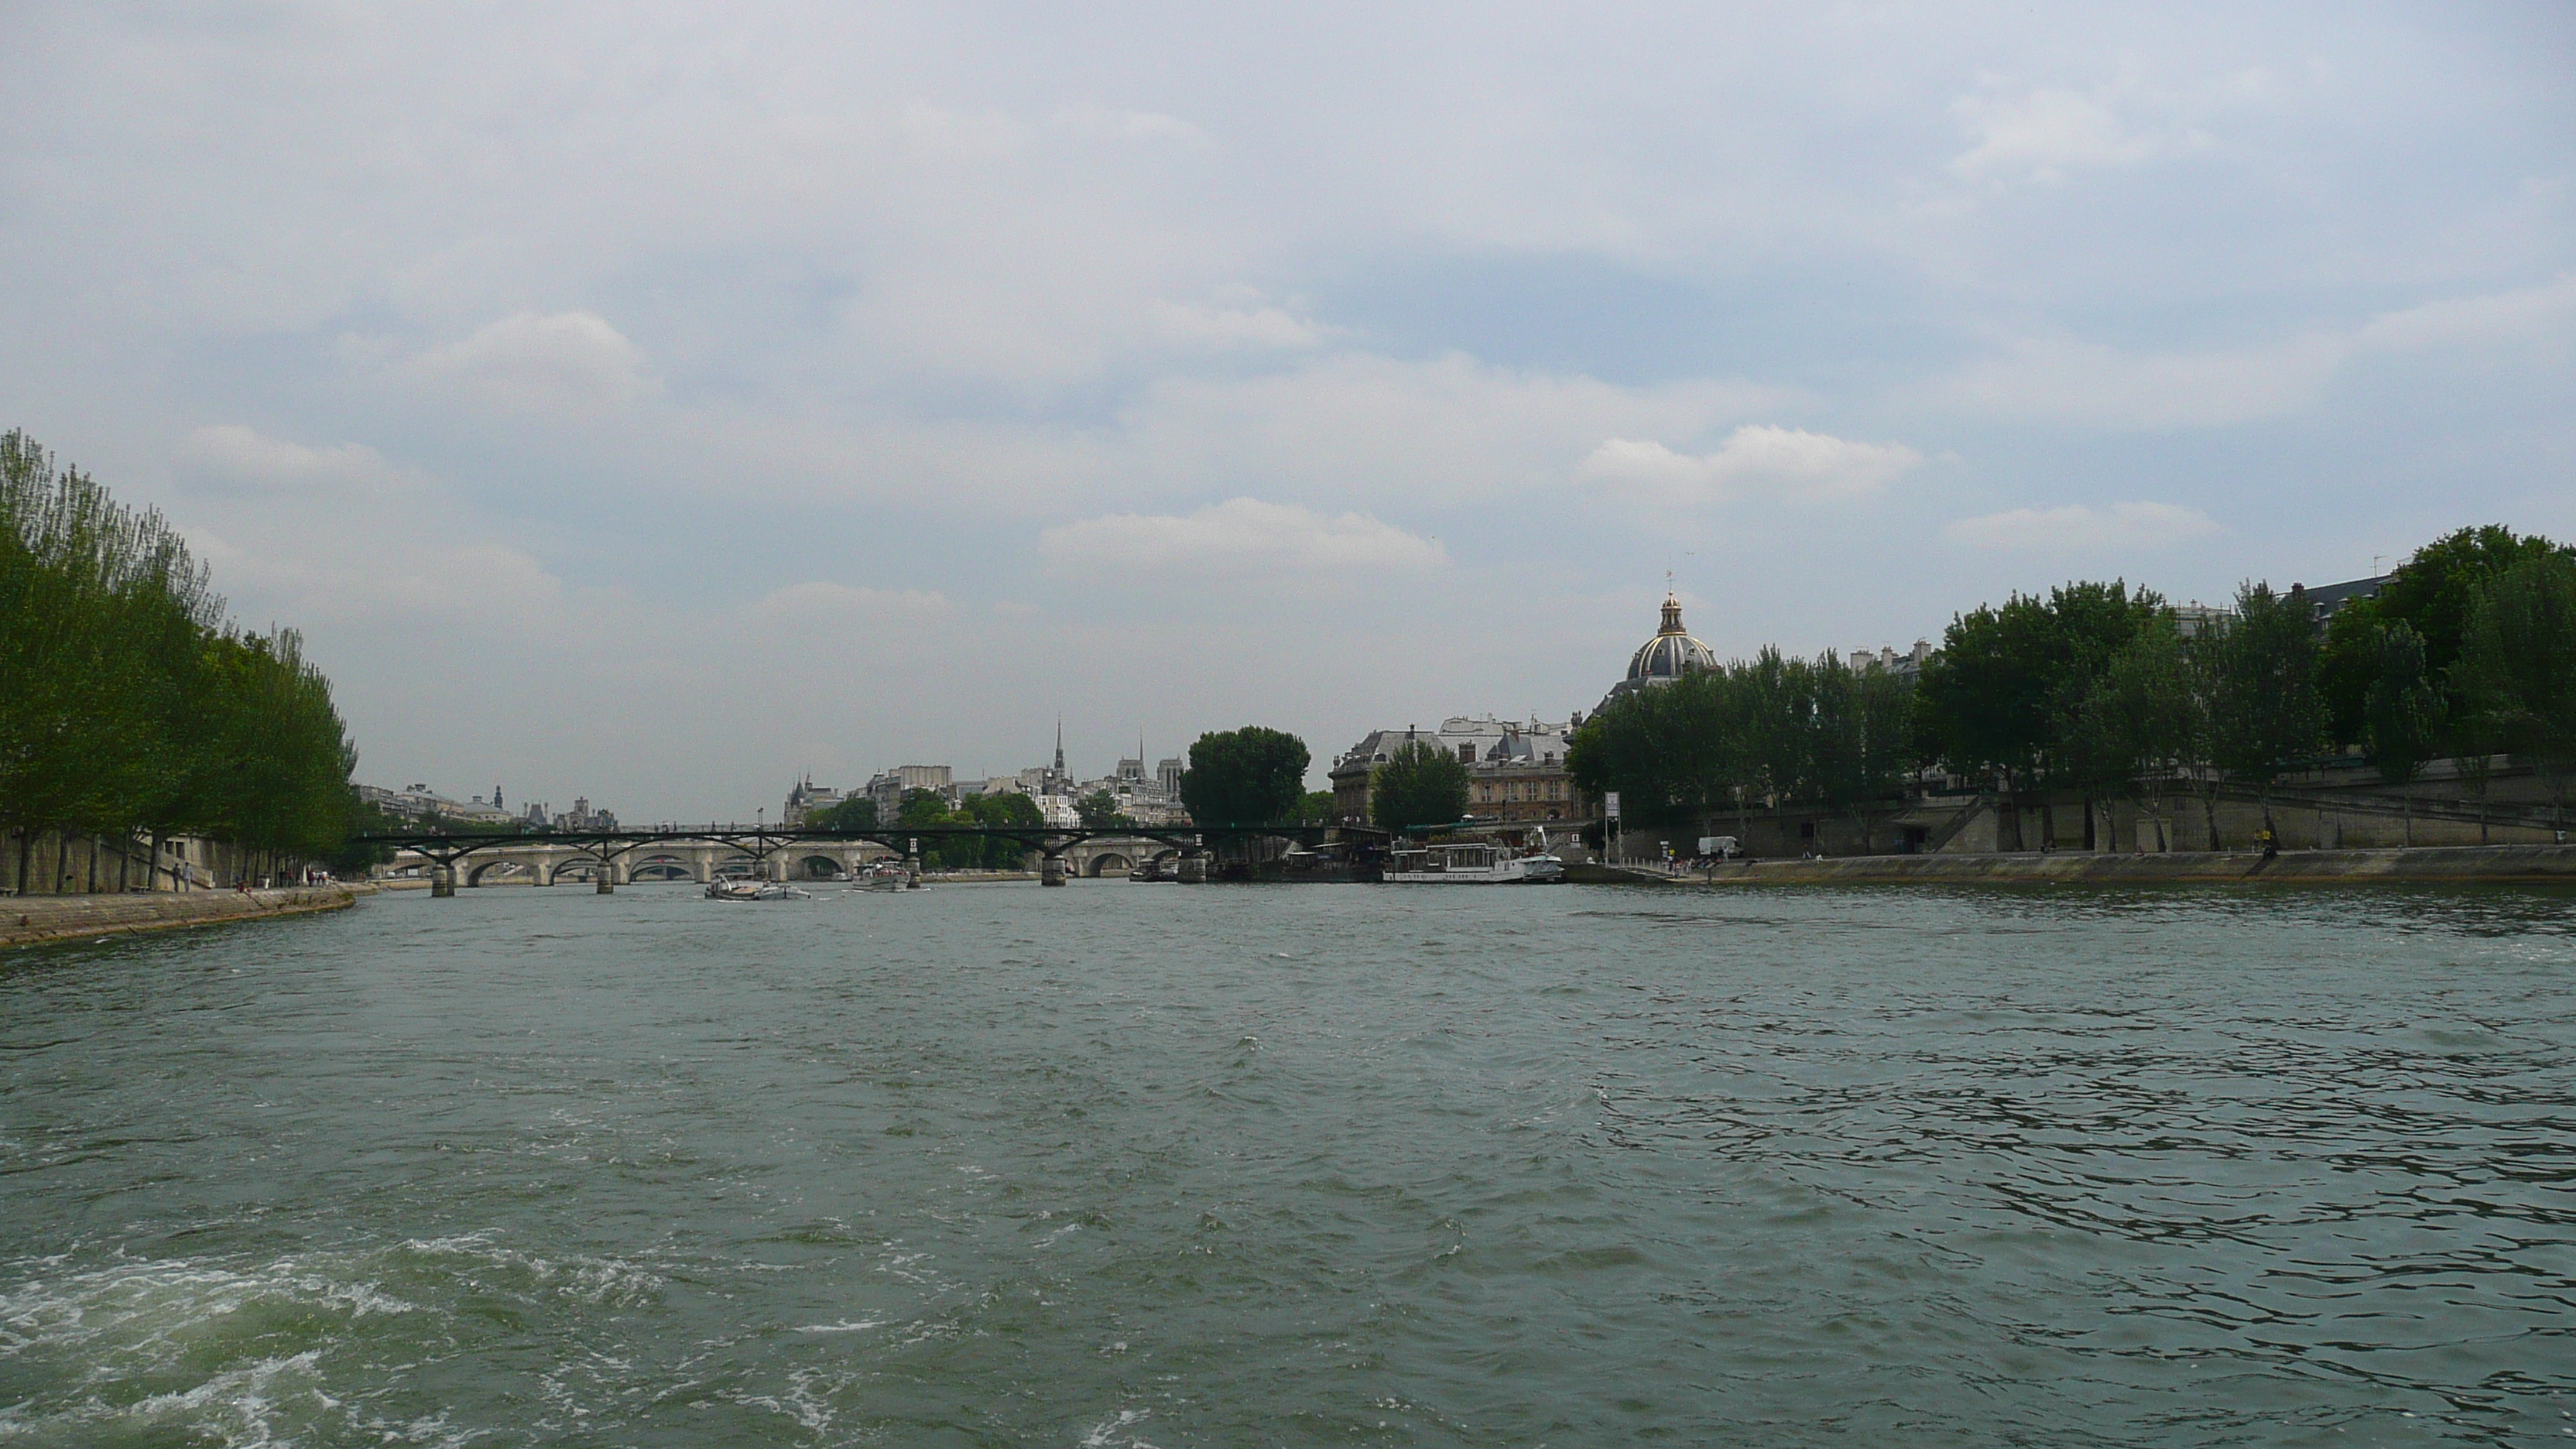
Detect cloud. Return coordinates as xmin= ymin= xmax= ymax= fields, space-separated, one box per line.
xmin=168 ymin=426 xmax=565 ymax=622
xmin=1575 ymin=425 xmax=1922 ymax=504
xmin=2356 ymin=270 xmax=2576 ymax=351
xmin=408 ymin=310 xmax=656 ymax=418
xmin=176 ymin=424 xmax=413 ymax=496
xmin=1950 ymin=86 xmax=2178 ymax=184
xmin=1039 ymin=497 xmax=1447 ymax=578
xmin=1927 ymin=272 xmax=2575 ymax=428
xmin=1050 ymin=105 xmax=1211 ymax=149
xmin=1931 ymin=334 xmax=2347 ymax=428
xmin=1942 ymin=501 xmax=2221 ymax=551
xmin=1117 ymin=353 xmax=1800 ymax=509
xmin=1150 ymin=297 xmax=1333 ymax=350
xmin=745 ymin=581 xmax=951 ymax=624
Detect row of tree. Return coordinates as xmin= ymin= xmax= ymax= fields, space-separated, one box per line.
xmin=2 ymin=430 xmax=362 ymax=882
xmin=1569 ymin=525 xmax=2576 ymax=841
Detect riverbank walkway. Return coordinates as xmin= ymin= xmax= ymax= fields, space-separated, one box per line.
xmin=2 ymin=885 xmax=361 ymax=950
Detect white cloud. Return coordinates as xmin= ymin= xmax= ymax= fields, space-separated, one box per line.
xmin=1575 ymin=425 xmax=1922 ymax=504
xmin=2356 ymin=270 xmax=2576 ymax=351
xmin=1942 ymin=501 xmax=2221 ymax=551
xmin=1039 ymin=497 xmax=1447 ymax=579
xmin=1150 ymin=298 xmax=1332 ymax=350
xmin=1050 ymin=105 xmax=1211 ymax=149
xmin=1950 ymin=86 xmax=2177 ymax=184
xmin=745 ymin=581 xmax=951 ymax=624
xmin=1928 ymin=272 xmax=2575 ymax=428
xmin=1931 ymin=333 xmax=2347 ymax=428
xmin=1116 ymin=353 xmax=1800 ymax=509
xmin=176 ymin=424 xmax=413 ymax=496
xmin=408 ymin=310 xmax=656 ymax=419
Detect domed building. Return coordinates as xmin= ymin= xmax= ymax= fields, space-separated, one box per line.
xmin=1601 ymin=592 xmax=1717 ymax=707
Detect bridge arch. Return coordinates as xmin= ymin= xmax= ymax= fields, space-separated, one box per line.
xmin=464 ymin=858 xmax=531 ymax=886
xmin=629 ymin=853 xmax=694 ymax=882
xmin=1084 ymin=852 xmax=1131 ymax=878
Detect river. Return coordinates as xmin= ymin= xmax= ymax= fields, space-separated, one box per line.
xmin=2 ymin=882 xmax=2571 ymax=1446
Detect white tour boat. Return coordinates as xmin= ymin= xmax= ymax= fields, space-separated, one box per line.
xmin=705 ymin=880 xmax=812 ymax=901
xmin=1382 ymin=841 xmax=1566 ymax=885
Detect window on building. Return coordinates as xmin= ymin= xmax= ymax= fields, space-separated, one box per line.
xmin=1458 ymin=743 xmax=1475 ymax=763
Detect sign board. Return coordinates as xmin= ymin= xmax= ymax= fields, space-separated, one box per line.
xmin=1699 ymin=836 xmax=1738 ymax=857
xmin=1603 ymin=792 xmax=1621 ymax=820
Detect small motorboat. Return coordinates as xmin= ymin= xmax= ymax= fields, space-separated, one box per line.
xmin=706 ymin=880 xmax=810 ymax=901
xmin=855 ymin=863 xmax=909 ymax=892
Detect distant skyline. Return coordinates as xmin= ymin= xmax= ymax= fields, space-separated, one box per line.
xmin=6 ymin=3 xmax=2571 ymax=819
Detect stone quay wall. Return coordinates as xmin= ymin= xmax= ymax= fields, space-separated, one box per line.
xmin=1640 ymin=844 xmax=2576 ymax=887
xmin=1 ymin=886 xmax=361 ymax=950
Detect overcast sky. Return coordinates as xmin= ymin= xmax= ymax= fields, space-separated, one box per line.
xmin=7 ymin=2 xmax=2571 ymax=818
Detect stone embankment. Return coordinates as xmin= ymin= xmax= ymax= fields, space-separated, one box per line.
xmin=2 ymin=886 xmax=362 ymax=949
xmin=1618 ymin=844 xmax=2576 ymax=887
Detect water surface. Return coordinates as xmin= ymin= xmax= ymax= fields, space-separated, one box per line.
xmin=2 ymin=882 xmax=2572 ymax=1446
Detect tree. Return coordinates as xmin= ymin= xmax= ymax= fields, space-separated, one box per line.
xmin=2319 ymin=525 xmax=2569 ymax=745
xmin=958 ymin=789 xmax=1046 ymax=868
xmin=1177 ymin=726 xmax=1310 ymax=826
xmin=1915 ymin=581 xmax=2161 ymax=848
xmin=2073 ymin=618 xmax=2198 ymax=851
xmin=1074 ymin=789 xmax=1134 ymax=831
xmin=2 ymin=430 xmax=361 ymax=889
xmin=2204 ymin=582 xmax=2326 ymax=844
xmin=2363 ymin=623 xmax=2445 ymax=788
xmin=2454 ymin=551 xmax=2576 ymax=830
xmin=1372 ymin=739 xmax=1469 ymax=834
xmin=1291 ymin=790 xmax=1337 ymax=824
xmin=1567 ymin=672 xmax=1732 ymax=827
xmin=814 ymin=796 xmax=879 ymax=831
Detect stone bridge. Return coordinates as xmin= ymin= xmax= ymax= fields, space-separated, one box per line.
xmin=368 ymin=824 xmax=1351 ymax=895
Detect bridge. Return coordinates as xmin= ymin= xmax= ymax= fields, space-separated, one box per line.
xmin=360 ymin=822 xmax=1379 ymax=894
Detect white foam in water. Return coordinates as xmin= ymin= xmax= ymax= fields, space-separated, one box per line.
xmin=116 ymin=1350 xmax=324 ymax=1447
xmin=0 ymin=1255 xmax=417 ymax=1362
xmin=1080 ymin=1406 xmax=1158 ymax=1448
xmin=394 ymin=1230 xmax=667 ymax=1307
xmin=791 ymin=1318 xmax=887 ymax=1333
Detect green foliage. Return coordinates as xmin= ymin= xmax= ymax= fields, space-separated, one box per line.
xmin=1178 ymin=726 xmax=1310 ymax=826
xmin=883 ymin=787 xmax=1043 ymax=868
xmin=2318 ymin=525 xmax=2568 ymax=744
xmin=1074 ymin=789 xmax=1134 ymax=830
xmin=812 ymin=796 xmax=879 ymax=831
xmin=1914 ymin=581 xmax=2163 ymax=790
xmin=2362 ymin=623 xmax=2445 ymax=786
xmin=2203 ymin=581 xmax=2326 ymax=788
xmin=1568 ymin=651 xmax=1917 ymax=829
xmin=1292 ymin=790 xmax=1337 ymax=824
xmin=1371 ymin=739 xmax=1470 ymax=834
xmin=2070 ymin=618 xmax=2200 ymax=796
xmin=956 ymin=789 xmax=1046 ymax=868
xmin=2453 ymin=551 xmax=2576 ymax=803
xmin=1 ymin=430 xmax=357 ymax=863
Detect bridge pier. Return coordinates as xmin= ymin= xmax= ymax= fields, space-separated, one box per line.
xmin=1177 ymin=853 xmax=1208 ymax=885
xmin=596 ymin=859 xmax=616 ymax=893
xmin=430 ymin=864 xmax=457 ymax=897
xmin=1041 ymin=853 xmax=1067 ymax=887
xmin=904 ymin=853 xmax=923 ymax=889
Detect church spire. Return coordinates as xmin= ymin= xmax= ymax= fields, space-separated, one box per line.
xmin=1053 ymin=718 xmax=1064 ymax=775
